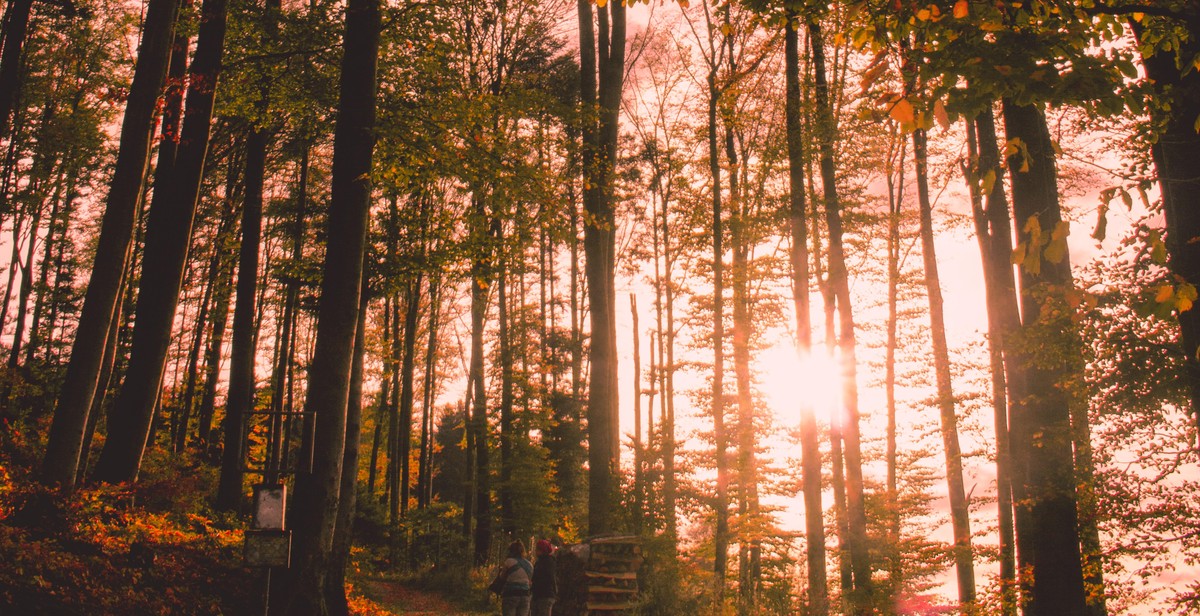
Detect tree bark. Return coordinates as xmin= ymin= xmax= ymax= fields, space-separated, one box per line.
xmin=399 ymin=274 xmax=421 ymax=518
xmin=969 ymin=108 xmax=1020 ymax=615
xmin=1001 ymin=99 xmax=1087 ymax=616
xmin=417 ymin=276 xmax=439 ymax=509
xmin=705 ymin=31 xmax=730 ymax=600
xmin=884 ymin=122 xmax=905 ymax=602
xmin=0 ymin=0 xmax=34 ymax=141
xmin=913 ymin=125 xmax=975 ymax=605
xmin=40 ymin=0 xmax=181 ymax=490
xmin=578 ymin=0 xmax=624 ymax=537
xmin=809 ymin=20 xmax=872 ymax=612
xmin=93 ymin=0 xmax=229 ymax=483
xmin=499 ymin=256 xmax=515 ymax=537
xmin=325 ymin=289 xmax=368 ymax=616
xmin=784 ymin=18 xmax=827 ymax=616
xmin=273 ymin=0 xmax=379 ymax=611
xmin=1135 ymin=14 xmax=1200 ymax=449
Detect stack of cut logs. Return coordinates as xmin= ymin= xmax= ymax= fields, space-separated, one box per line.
xmin=555 ymin=536 xmax=642 ymax=615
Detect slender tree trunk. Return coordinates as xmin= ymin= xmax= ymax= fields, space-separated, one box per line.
xmin=388 ymin=295 xmax=400 ymax=512
xmin=417 ymin=276 xmax=439 ymax=509
xmin=273 ymin=0 xmax=379 ymax=610
xmin=578 ymin=0 xmax=624 ymax=536
xmin=377 ymin=296 xmax=392 ymax=504
xmin=0 ymin=0 xmax=33 ymax=141
xmin=1002 ymin=98 xmax=1087 ymax=616
xmin=722 ymin=30 xmax=760 ymax=608
xmin=266 ymin=145 xmax=309 ymax=479
xmin=215 ymin=124 xmax=265 ymax=509
xmin=706 ymin=48 xmax=730 ymax=603
xmin=466 ymin=201 xmax=497 ymax=564
xmin=809 ymin=20 xmax=871 ymax=612
xmin=399 ymin=274 xmax=421 ymax=518
xmin=785 ymin=18 xmax=827 ymax=616
xmin=27 ymin=165 xmax=72 ymax=365
xmin=884 ymin=123 xmax=904 ymax=601
xmin=40 ymin=0 xmax=182 ymax=490
xmin=1 ymin=210 xmax=24 ymax=339
xmin=172 ymin=247 xmax=215 ymax=451
xmin=78 ymin=234 xmax=137 ymax=481
xmin=912 ymin=125 xmax=976 ymax=605
xmin=44 ymin=175 xmax=79 ymax=366
xmin=325 ymin=289 xmax=369 ymax=616
xmin=630 ymin=292 xmax=643 ymax=533
xmin=969 ymin=109 xmax=1019 ymax=615
xmin=499 ymin=257 xmax=515 ymax=537
xmin=195 ymin=147 xmax=241 ymax=449
xmin=93 ymin=0 xmax=229 ymax=483
xmin=175 ymin=199 xmax=236 ymax=450
xmin=8 ymin=169 xmax=49 ymax=370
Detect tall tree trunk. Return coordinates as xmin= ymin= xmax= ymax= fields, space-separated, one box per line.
xmin=705 ymin=43 xmax=730 ymax=603
xmin=466 ymin=201 xmax=497 ymax=565
xmin=40 ymin=0 xmax=182 ymax=490
xmin=266 ymin=145 xmax=309 ymax=478
xmin=195 ymin=147 xmax=241 ymax=449
xmin=0 ymin=0 xmax=34 ymax=141
xmin=399 ymin=273 xmax=422 ymax=518
xmin=578 ymin=0 xmax=624 ymax=537
xmin=630 ymin=293 xmax=643 ymax=533
xmin=417 ymin=276 xmax=439 ymax=509
xmin=884 ymin=123 xmax=904 ymax=601
xmin=325 ymin=289 xmax=368 ymax=616
xmin=215 ymin=124 xmax=265 ymax=509
xmin=274 ymin=0 xmax=379 ymax=610
xmin=175 ymin=196 xmax=237 ymax=450
xmin=912 ymin=125 xmax=975 ymax=606
xmin=499 ymin=256 xmax=515 ymax=537
xmin=7 ymin=167 xmax=49 ymax=370
xmin=656 ymin=151 xmax=678 ymax=547
xmin=77 ymin=285 xmax=126 ymax=483
xmin=785 ymin=18 xmax=827 ymax=616
xmin=1 ymin=210 xmax=24 ymax=340
xmin=27 ymin=165 xmax=72 ymax=366
xmin=1001 ymin=99 xmax=1087 ymax=616
xmin=377 ymin=296 xmax=392 ymax=504
xmin=1134 ymin=12 xmax=1200 ymax=448
xmin=93 ymin=0 xmax=229 ymax=483
xmin=173 ymin=230 xmax=219 ymax=452
xmin=809 ymin=20 xmax=871 ymax=612
xmin=387 ymin=293 xmax=401 ymax=522
xmin=969 ymin=108 xmax=1019 ymax=615
xmin=723 ymin=26 xmax=760 ymax=609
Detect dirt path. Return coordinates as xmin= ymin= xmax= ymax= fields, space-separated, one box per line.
xmin=351 ymin=576 xmax=492 ymax=615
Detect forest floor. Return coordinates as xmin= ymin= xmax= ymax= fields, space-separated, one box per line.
xmin=350 ymin=575 xmax=490 ymax=615
xmin=0 ymin=427 xmax=491 ymax=616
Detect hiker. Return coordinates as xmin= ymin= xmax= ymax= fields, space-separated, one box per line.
xmin=530 ymin=539 xmax=558 ymax=616
xmin=496 ymin=540 xmax=534 ymax=616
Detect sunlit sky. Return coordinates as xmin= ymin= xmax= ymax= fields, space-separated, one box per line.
xmin=600 ymin=4 xmax=1153 ymax=601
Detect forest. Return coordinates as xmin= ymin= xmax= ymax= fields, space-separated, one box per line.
xmin=0 ymin=0 xmax=1197 ymax=614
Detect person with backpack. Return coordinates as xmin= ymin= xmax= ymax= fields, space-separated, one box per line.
xmin=493 ymin=540 xmax=534 ymax=616
xmin=530 ymin=539 xmax=558 ymax=616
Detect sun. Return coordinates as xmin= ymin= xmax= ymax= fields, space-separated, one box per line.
xmin=759 ymin=341 xmax=843 ymax=427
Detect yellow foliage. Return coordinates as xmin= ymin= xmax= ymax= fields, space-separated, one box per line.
xmin=933 ymin=99 xmax=950 ymax=130
xmin=1155 ymin=283 xmax=1174 ymax=304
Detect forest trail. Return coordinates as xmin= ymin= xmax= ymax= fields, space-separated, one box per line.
xmin=352 ymin=576 xmax=490 ymax=615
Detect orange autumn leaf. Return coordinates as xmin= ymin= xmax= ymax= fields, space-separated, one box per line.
xmin=890 ymin=97 xmax=915 ymax=125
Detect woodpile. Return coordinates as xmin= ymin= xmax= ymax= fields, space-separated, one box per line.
xmin=554 ymin=536 xmax=642 ymax=615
